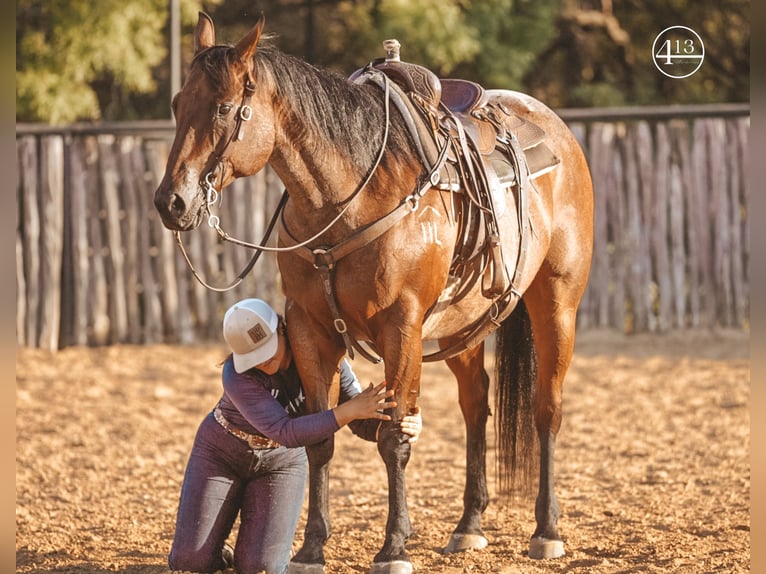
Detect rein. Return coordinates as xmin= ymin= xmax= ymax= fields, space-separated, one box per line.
xmin=171 ymin=191 xmax=287 ymax=292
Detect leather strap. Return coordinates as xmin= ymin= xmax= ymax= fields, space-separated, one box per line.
xmin=280 ymin=190 xmax=421 ymax=267
xmin=356 ymin=70 xmax=440 ymax=171
xmin=213 ymin=406 xmax=281 ymax=449
xmin=315 ymin=263 xmax=383 ymax=363
xmin=422 ymin=286 xmax=521 ymax=362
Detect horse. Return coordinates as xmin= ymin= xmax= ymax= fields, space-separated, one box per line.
xmin=154 ymin=12 xmax=593 ymax=574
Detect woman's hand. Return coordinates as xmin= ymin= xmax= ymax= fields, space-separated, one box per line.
xmin=398 ymin=406 xmax=422 ymax=444
xmin=333 ymin=381 xmax=395 ymax=427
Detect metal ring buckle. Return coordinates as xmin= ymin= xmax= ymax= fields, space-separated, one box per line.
xmin=406 ymin=194 xmax=419 ymax=212
xmin=333 ymin=318 xmax=348 ymax=334
xmin=312 ymin=248 xmax=334 ymax=270
xmin=239 ymin=105 xmax=253 ymax=121
xmin=207 ymin=214 xmax=220 ymax=229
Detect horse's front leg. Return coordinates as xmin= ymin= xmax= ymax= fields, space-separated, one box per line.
xmin=372 ymin=419 xmax=413 ymax=573
xmin=371 ymin=318 xmax=423 ymax=574
xmin=285 ymin=303 xmax=344 ymax=573
xmin=290 ymin=437 xmax=334 ymax=573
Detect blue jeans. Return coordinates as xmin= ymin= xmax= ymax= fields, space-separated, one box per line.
xmin=169 ymin=412 xmax=307 ymax=574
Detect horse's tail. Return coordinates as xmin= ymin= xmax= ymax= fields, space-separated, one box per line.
xmin=494 ymin=298 xmax=538 ymax=497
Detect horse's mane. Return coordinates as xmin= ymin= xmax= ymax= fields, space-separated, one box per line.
xmin=195 ymin=42 xmax=413 ymax=176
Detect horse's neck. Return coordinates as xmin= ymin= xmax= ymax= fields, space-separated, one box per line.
xmin=267 ymin=79 xmax=386 ymax=221
xmin=262 ymin=51 xmax=421 ymax=233
xmin=269 ymin=138 xmax=356 ymax=211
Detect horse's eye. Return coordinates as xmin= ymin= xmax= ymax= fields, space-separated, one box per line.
xmin=217 ymin=103 xmax=234 ymax=116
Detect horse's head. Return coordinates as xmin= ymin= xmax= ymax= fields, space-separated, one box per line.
xmin=154 ymin=12 xmax=275 ymax=231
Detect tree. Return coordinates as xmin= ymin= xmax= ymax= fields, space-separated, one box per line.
xmin=207 ymin=0 xmax=482 ymax=76
xmin=524 ymin=0 xmax=749 ymax=107
xmin=332 ymin=0 xmax=481 ymax=75
xmin=17 ymin=0 xmax=747 ymax=124
xmin=208 ymin=0 xmax=749 ymax=107
xmin=451 ymin=0 xmax=561 ymax=90
xmin=16 ymin=0 xmax=221 ymax=124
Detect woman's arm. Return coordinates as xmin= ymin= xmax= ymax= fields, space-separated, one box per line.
xmin=338 ymin=360 xmax=383 ymax=441
xmin=329 ymin=381 xmax=394 ymax=427
xmin=223 ymin=360 xmax=336 ymax=447
xmin=223 ymin=358 xmax=393 ymax=447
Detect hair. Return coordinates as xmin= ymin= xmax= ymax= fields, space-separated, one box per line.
xmin=218 ymin=353 xmax=233 ymax=368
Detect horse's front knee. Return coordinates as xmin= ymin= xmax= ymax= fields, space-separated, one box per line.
xmin=376 ymin=422 xmax=411 ymax=467
xmin=305 ymin=436 xmax=334 ymax=466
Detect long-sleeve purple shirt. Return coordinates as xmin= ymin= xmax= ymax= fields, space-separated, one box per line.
xmin=216 ymin=356 xmax=378 ymax=447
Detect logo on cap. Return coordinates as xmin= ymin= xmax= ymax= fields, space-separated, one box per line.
xmin=248 ymin=323 xmax=268 ymax=344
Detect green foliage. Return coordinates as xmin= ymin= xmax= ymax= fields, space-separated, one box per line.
xmin=365 ymin=0 xmax=481 ymax=73
xmin=453 ymin=0 xmax=561 ymax=89
xmin=16 ymin=0 xmax=750 ymax=123
xmin=525 ymin=0 xmax=749 ymax=107
xmin=16 ymin=0 xmax=220 ymax=124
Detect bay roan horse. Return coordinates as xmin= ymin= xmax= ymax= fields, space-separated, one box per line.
xmin=154 ymin=12 xmax=593 ymax=574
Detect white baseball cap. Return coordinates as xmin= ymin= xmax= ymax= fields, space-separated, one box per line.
xmin=223 ymin=298 xmax=280 ymax=373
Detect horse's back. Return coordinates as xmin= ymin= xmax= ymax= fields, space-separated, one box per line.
xmin=489 ymin=88 xmax=592 ymax=205
xmin=486 ymin=89 xmax=586 ymax=160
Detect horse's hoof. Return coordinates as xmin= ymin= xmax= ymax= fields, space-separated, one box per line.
xmin=288 ymin=562 xmax=326 ymax=574
xmin=528 ymin=537 xmax=565 ymax=559
xmin=443 ymin=533 xmax=489 ymax=554
xmin=369 ymin=560 xmax=413 ymax=574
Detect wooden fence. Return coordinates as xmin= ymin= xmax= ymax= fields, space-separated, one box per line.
xmin=16 ymin=104 xmax=749 ymax=350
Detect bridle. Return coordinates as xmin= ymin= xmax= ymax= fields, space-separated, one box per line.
xmin=173 ymin=65 xmax=393 ymax=292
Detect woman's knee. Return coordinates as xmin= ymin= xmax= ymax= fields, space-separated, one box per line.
xmin=168 ymin=545 xmax=221 ymax=573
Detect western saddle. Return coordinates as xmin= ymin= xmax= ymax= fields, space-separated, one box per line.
xmin=278 ymin=41 xmax=562 ymax=365
xmin=348 ymin=41 xmax=560 ymax=360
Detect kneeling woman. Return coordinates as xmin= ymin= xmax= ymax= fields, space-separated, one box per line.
xmin=169 ymin=298 xmax=422 ymax=574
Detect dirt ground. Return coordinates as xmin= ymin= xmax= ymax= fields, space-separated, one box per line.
xmin=16 ymin=329 xmax=750 ymax=573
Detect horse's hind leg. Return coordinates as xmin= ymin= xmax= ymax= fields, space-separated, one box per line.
xmin=441 ymin=341 xmax=491 ymax=553
xmin=523 ymin=270 xmax=585 ymax=559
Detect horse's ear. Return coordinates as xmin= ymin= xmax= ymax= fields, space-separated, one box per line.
xmin=234 ymin=13 xmax=266 ymax=64
xmin=194 ymin=12 xmax=216 ymax=54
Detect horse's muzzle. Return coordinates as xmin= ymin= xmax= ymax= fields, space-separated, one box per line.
xmin=153 ymin=187 xmax=204 ymax=231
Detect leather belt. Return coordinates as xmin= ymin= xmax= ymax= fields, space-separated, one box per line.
xmin=213 ymin=406 xmax=281 ymax=450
